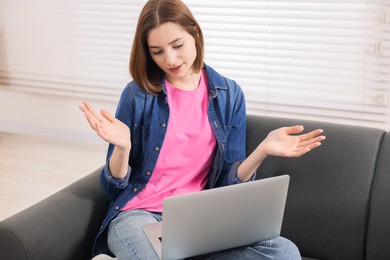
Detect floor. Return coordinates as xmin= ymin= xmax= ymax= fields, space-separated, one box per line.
xmin=0 ymin=131 xmax=107 ymax=221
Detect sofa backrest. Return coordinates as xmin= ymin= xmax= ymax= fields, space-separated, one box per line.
xmin=366 ymin=132 xmax=390 ymax=260
xmin=246 ymin=115 xmax=386 ymax=260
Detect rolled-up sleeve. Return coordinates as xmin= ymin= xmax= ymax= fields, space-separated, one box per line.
xmin=100 ymin=161 xmax=132 ymax=199
xmin=102 ymin=162 xmax=131 ymax=189
xmin=228 ymin=161 xmax=256 ymax=185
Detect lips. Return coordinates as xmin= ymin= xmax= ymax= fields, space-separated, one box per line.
xmin=168 ymin=64 xmax=182 ymax=73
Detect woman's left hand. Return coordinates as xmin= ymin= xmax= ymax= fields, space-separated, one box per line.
xmin=238 ymin=125 xmax=326 ymax=182
xmin=259 ymin=126 xmax=326 ymax=158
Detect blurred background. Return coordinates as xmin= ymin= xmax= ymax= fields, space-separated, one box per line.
xmin=0 ymin=0 xmax=389 ymax=219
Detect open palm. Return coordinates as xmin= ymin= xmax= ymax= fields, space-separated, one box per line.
xmin=79 ymin=101 xmax=131 ymax=150
xmin=261 ymin=126 xmax=325 ymax=158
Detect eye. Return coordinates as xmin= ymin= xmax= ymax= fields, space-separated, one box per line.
xmin=152 ymin=50 xmax=163 ymax=56
xmin=173 ymin=44 xmax=183 ymax=49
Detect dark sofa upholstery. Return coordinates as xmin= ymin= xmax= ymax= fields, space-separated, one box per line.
xmin=1 ymin=115 xmax=389 ymax=260
xmin=246 ymin=115 xmax=389 ymax=260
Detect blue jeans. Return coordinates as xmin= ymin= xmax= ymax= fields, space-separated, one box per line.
xmin=107 ymin=210 xmax=301 ymax=260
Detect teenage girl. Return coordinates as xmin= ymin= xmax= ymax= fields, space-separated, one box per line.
xmin=80 ymin=0 xmax=325 ymax=259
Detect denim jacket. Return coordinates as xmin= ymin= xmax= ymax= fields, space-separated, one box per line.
xmin=92 ymin=64 xmax=255 ymax=256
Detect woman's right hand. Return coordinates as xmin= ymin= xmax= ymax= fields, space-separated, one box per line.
xmin=79 ymin=101 xmax=131 ymax=150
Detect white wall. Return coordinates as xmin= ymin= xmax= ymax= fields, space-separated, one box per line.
xmin=0 ymin=88 xmax=118 ymax=143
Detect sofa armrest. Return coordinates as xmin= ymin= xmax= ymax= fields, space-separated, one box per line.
xmin=366 ymin=132 xmax=390 ymax=259
xmin=0 ymin=166 xmax=110 ymax=260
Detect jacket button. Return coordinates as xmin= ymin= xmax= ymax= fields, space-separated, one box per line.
xmin=146 ymin=171 xmax=151 ymax=176
xmin=114 ymin=206 xmax=119 ymax=211
xmin=133 ymin=187 xmax=138 ymax=193
xmin=154 ymin=147 xmax=160 ymax=152
xmin=161 ymin=123 xmax=166 ymax=128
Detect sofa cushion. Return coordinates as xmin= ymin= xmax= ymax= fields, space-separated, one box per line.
xmin=366 ymin=132 xmax=390 ymax=260
xmin=246 ymin=115 xmax=386 ymax=260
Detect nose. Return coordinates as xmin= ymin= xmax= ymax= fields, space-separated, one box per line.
xmin=165 ymin=49 xmax=176 ymax=66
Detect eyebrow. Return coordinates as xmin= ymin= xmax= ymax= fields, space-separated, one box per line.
xmin=148 ymin=37 xmax=183 ymax=49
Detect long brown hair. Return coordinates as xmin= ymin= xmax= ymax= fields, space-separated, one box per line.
xmin=129 ymin=0 xmax=204 ymax=95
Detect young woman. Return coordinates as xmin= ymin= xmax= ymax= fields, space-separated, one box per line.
xmin=80 ymin=0 xmax=325 ymax=259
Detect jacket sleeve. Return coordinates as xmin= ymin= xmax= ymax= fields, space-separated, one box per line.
xmin=215 ymin=81 xmax=256 ymax=187
xmin=99 ymin=84 xmax=135 ymax=200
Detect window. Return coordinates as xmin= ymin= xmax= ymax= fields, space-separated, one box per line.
xmin=1 ymin=0 xmax=389 ymax=129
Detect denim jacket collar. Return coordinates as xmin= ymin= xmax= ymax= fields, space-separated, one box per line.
xmin=160 ymin=63 xmax=227 ymax=100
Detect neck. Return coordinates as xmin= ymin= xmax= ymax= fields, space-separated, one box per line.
xmin=167 ymin=72 xmax=202 ymax=91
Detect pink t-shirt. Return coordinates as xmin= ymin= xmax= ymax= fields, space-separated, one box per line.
xmin=122 ymin=70 xmax=217 ymax=212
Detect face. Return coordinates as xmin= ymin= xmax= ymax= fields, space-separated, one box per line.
xmin=147 ymin=22 xmax=197 ymax=86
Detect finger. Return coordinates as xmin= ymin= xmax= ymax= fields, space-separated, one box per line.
xmin=286 ymin=147 xmax=311 ymax=157
xmin=95 ymin=122 xmax=110 ymax=143
xmin=79 ymin=104 xmax=98 ymax=130
xmin=298 ymin=129 xmax=324 ymax=142
xmin=299 ymin=135 xmax=326 ymax=147
xmin=79 ymin=103 xmax=86 ymax=112
xmin=83 ymin=101 xmax=103 ymax=122
xmin=285 ymin=125 xmax=304 ymax=135
xmin=294 ymin=147 xmax=312 ymax=157
xmin=100 ymin=109 xmax=116 ymax=123
xmin=306 ymin=141 xmax=322 ymax=151
xmin=300 ymin=140 xmax=322 ymax=151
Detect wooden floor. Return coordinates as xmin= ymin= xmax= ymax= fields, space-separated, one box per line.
xmin=0 ymin=131 xmax=107 ymax=221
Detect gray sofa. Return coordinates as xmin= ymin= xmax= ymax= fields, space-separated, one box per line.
xmin=1 ymin=114 xmax=389 ymax=260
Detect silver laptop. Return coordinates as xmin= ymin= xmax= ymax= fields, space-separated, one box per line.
xmin=142 ymin=175 xmax=290 ymax=260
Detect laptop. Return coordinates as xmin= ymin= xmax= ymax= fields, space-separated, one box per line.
xmin=142 ymin=175 xmax=290 ymax=260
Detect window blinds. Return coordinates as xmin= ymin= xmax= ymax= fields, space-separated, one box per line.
xmin=0 ymin=0 xmax=144 ymax=100
xmin=1 ymin=0 xmax=389 ymax=129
